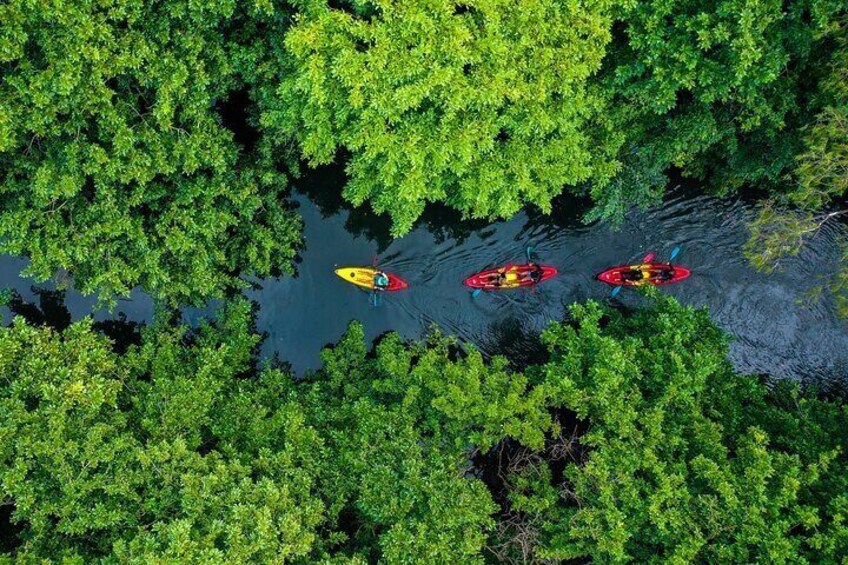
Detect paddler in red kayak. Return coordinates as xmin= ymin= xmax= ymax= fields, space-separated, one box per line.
xmin=521 ymin=263 xmax=545 ymax=284
xmin=621 ymin=264 xmax=675 ymax=285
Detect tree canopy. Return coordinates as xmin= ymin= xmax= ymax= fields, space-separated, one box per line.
xmin=1 ymin=0 xmax=846 ymax=301
xmin=274 ymin=0 xmax=846 ymax=234
xmin=271 ymin=0 xmax=620 ymax=235
xmin=2 ymin=295 xmax=847 ymax=563
xmin=510 ymin=295 xmax=848 ymax=563
xmin=586 ymin=0 xmax=844 ymax=219
xmin=0 ymin=0 xmax=301 ymax=305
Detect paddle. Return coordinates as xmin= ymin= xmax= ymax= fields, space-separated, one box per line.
xmin=668 ymin=246 xmax=680 ymax=262
xmin=610 ymin=285 xmax=622 ymax=298
xmin=526 ymin=246 xmax=535 ymax=263
xmin=370 ymin=253 xmax=385 ymax=306
xmin=472 ymin=288 xmax=482 ymax=298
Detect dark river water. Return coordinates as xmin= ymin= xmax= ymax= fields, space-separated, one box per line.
xmin=2 ymin=167 xmax=847 ymax=386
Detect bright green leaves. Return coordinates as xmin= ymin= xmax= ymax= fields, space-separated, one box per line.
xmin=298 ymin=321 xmax=553 ymax=561
xmin=0 ymin=303 xmax=324 ymax=563
xmin=271 ymin=0 xmax=844 ymax=234
xmin=0 ymin=0 xmax=301 ymax=305
xmin=516 ymin=295 xmax=848 ymax=563
xmin=317 ymin=323 xmax=556 ymax=451
xmin=0 ymin=305 xmax=552 ymax=562
xmin=274 ymin=0 xmax=619 ymax=235
xmin=3 ymin=297 xmax=848 ymax=562
xmin=0 ymin=319 xmax=137 ymax=556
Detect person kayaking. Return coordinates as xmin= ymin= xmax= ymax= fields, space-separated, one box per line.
xmin=657 ymin=266 xmax=676 ymax=281
xmin=527 ymin=263 xmax=544 ymax=284
xmin=491 ymin=271 xmax=508 ymax=287
xmin=373 ymin=270 xmax=390 ymax=290
xmin=620 ymin=268 xmax=644 ymax=283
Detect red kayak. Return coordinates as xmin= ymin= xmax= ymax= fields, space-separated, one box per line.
xmin=597 ymin=262 xmax=690 ymax=287
xmin=464 ymin=264 xmax=557 ymax=290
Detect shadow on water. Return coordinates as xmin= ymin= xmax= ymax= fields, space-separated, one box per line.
xmin=294 ymin=161 xmax=494 ymax=251
xmin=6 ymin=288 xmax=71 ymax=330
xmin=294 ymin=161 xmax=394 ymax=250
xmin=4 ymin=287 xmax=142 ymax=354
xmin=471 ymin=316 xmax=550 ymax=371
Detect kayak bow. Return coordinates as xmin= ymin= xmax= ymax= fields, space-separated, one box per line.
xmin=335 ymin=267 xmax=409 ymax=291
xmin=464 ymin=264 xmax=557 ymax=290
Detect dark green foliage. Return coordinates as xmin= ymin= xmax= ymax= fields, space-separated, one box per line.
xmin=3 ymin=297 xmax=847 ymax=563
xmin=592 ymin=0 xmax=845 ymax=222
xmin=746 ymin=23 xmax=848 ymax=316
xmin=501 ymin=294 xmax=848 ymax=563
xmin=0 ymin=0 xmax=301 ymax=305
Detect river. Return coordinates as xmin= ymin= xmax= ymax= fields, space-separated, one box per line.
xmin=2 ymin=166 xmax=847 ymax=386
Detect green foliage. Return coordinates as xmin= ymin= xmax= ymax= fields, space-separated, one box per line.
xmin=0 ymin=302 xmax=324 ymax=563
xmin=273 ymin=0 xmax=620 ymax=235
xmin=295 ymin=322 xmax=555 ymax=562
xmin=0 ymin=0 xmax=301 ymax=305
xmin=501 ymin=294 xmax=848 ymax=563
xmin=595 ymin=0 xmax=845 ymax=216
xmin=745 ymin=23 xmax=848 ymax=316
xmin=0 ymin=304 xmax=554 ymax=562
xmin=0 ymin=288 xmax=11 ymax=307
xmin=2 ymin=295 xmax=847 ymax=563
xmin=271 ymin=0 xmax=845 ymax=233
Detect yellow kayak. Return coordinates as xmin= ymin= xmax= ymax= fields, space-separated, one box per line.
xmin=334 ymin=267 xmax=409 ymax=291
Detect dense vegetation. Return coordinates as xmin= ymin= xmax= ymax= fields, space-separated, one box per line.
xmin=0 ymin=0 xmax=301 ymax=304
xmin=2 ymin=2 xmax=846 ymax=563
xmin=2 ymin=295 xmax=846 ymax=563
xmin=2 ymin=0 xmax=845 ymax=303
xmin=273 ymin=0 xmax=619 ymax=235
xmin=745 ymin=23 xmax=848 ymax=316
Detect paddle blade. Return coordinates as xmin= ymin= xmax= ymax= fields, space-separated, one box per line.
xmin=610 ymin=286 xmax=622 ymax=297
xmin=642 ymin=252 xmax=656 ymax=263
xmin=526 ymin=246 xmax=535 ymax=262
xmin=472 ymin=289 xmax=482 ymax=298
xmin=669 ymin=246 xmax=681 ymax=261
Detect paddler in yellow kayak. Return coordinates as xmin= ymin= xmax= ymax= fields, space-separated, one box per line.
xmin=374 ymin=271 xmax=390 ymax=290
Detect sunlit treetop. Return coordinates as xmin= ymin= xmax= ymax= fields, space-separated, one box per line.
xmin=271 ymin=0 xmax=621 ymax=235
